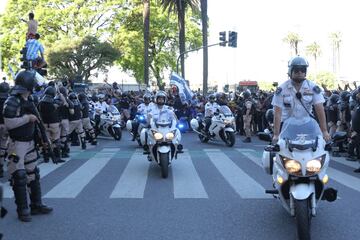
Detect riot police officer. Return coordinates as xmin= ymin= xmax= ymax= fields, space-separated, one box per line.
xmin=241 ymin=90 xmax=255 ymax=143
xmin=0 ymin=82 xmax=10 ymax=177
xmin=3 ymin=70 xmax=52 ymax=222
xmin=38 ymin=86 xmax=65 ymax=163
xmin=78 ymin=92 xmax=97 ymax=145
xmin=68 ymin=92 xmax=87 ymax=149
xmin=271 ymin=56 xmax=331 ymax=143
xmin=58 ymin=87 xmax=74 ymax=158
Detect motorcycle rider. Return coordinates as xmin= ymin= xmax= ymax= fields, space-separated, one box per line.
xmin=142 ymin=91 xmax=178 ymax=155
xmin=78 ymin=92 xmax=97 ymax=145
xmin=0 ymin=82 xmax=10 ymax=177
xmin=38 ymin=86 xmax=65 ymax=163
xmin=325 ymin=93 xmax=340 ymax=136
xmin=204 ymin=94 xmax=220 ymax=136
xmin=68 ymin=92 xmax=86 ymax=149
xmin=129 ymin=93 xmax=153 ymax=141
xmin=94 ymin=93 xmax=108 ymax=135
xmin=3 ymin=70 xmax=52 ymax=222
xmin=272 ymin=56 xmax=331 ymax=143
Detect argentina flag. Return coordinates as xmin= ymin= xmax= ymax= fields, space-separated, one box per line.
xmin=170 ymin=72 xmax=194 ymax=103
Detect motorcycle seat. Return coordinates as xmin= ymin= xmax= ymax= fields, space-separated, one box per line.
xmin=332 ymin=131 xmax=347 ymax=141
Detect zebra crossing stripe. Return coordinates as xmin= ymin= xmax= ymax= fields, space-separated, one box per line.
xmin=235 ymin=148 xmax=262 ymax=167
xmin=238 ymin=148 xmax=360 ymax=193
xmin=110 ymin=149 xmax=149 ymax=198
xmin=204 ymin=149 xmax=271 ymax=199
xmin=331 ymin=156 xmax=359 ymax=169
xmin=173 ymin=150 xmax=208 ymax=199
xmin=44 ymin=148 xmax=116 ymax=198
xmin=3 ymin=150 xmax=85 ymax=198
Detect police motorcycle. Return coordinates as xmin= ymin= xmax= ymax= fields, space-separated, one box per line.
xmin=141 ymin=111 xmax=183 ymax=178
xmin=97 ymin=105 xmax=122 ymax=140
xmin=126 ymin=113 xmax=148 ymax=146
xmin=190 ymin=105 xmax=236 ymax=147
xmin=257 ymin=108 xmax=274 ymax=142
xmin=261 ymin=117 xmax=337 ymax=240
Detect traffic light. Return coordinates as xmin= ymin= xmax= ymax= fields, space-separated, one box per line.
xmin=219 ymin=31 xmax=226 ymax=46
xmin=228 ymin=31 xmax=237 ymax=48
xmin=20 ymin=47 xmax=28 ymax=69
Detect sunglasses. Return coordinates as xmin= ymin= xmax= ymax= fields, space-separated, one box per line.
xmin=293 ymin=67 xmax=307 ymax=73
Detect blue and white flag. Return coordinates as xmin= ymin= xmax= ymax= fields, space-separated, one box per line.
xmin=170 ymin=72 xmax=194 ymax=103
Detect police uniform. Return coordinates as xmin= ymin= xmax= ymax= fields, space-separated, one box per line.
xmin=271 ymin=79 xmax=325 ymax=122
xmin=0 ymin=86 xmax=9 ymax=177
xmin=243 ymin=98 xmax=255 ymax=141
xmin=38 ymin=87 xmax=64 ymax=163
xmin=204 ymin=102 xmax=220 ymax=133
xmin=68 ymin=93 xmax=86 ymax=149
xmin=3 ymin=70 xmax=52 ymax=222
xmin=78 ymin=93 xmax=97 ymax=145
xmin=58 ymin=88 xmax=74 ymax=157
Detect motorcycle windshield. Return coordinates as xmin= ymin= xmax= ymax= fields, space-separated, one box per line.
xmin=279 ymin=117 xmax=322 ymax=141
xmin=219 ymin=106 xmax=233 ymax=117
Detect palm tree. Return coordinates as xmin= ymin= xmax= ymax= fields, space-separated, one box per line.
xmin=306 ymin=42 xmax=321 ymax=74
xmin=200 ymin=0 xmax=208 ymax=94
xmin=143 ymin=0 xmax=150 ymax=87
xmin=283 ymin=32 xmax=302 ymax=56
xmin=329 ymin=32 xmax=341 ymax=75
xmin=161 ymin=0 xmax=200 ymax=79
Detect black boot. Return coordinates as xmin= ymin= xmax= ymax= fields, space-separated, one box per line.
xmin=143 ymin=145 xmax=150 ymax=155
xmin=43 ymin=151 xmax=50 ymax=163
xmin=91 ymin=138 xmax=97 ymax=145
xmin=28 ymin=168 xmax=53 ymax=215
xmin=12 ymin=170 xmax=31 ymax=222
xmin=61 ymin=147 xmax=70 ymax=158
xmin=354 ymin=168 xmax=360 ymax=173
xmin=81 ymin=137 xmax=86 ymax=150
xmin=0 ymin=164 xmax=3 ymax=178
xmin=54 ymin=147 xmax=65 ymax=163
xmin=243 ymin=137 xmax=251 ymax=143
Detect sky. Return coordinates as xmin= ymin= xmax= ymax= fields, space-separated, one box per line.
xmin=1 ymin=0 xmax=360 ymax=87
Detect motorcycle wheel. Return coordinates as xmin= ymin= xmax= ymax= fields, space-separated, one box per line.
xmin=159 ymin=152 xmax=169 ymax=178
xmin=224 ymin=131 xmax=236 ymax=147
xmin=295 ymin=199 xmax=312 ymax=240
xmin=199 ymin=134 xmax=209 ymax=143
xmin=113 ymin=128 xmax=122 ymax=141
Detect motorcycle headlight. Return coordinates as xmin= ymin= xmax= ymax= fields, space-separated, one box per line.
xmin=284 ymin=160 xmax=302 ymax=174
xmin=306 ymin=159 xmax=322 ymax=174
xmin=153 ymin=132 xmax=163 ymax=141
xmin=165 ymin=132 xmax=175 ymax=140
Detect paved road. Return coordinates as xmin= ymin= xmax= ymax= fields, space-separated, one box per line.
xmin=1 ymin=131 xmax=359 ymax=240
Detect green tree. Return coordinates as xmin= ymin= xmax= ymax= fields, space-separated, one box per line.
xmin=283 ymin=32 xmax=302 ymax=56
xmin=161 ymin=0 xmax=200 ymax=79
xmin=47 ymin=36 xmax=121 ymax=83
xmin=0 ymin=0 xmax=124 ymax=76
xmin=306 ymin=41 xmax=321 ymax=74
xmin=112 ymin=0 xmax=201 ymax=87
xmin=143 ymin=0 xmax=150 ymax=87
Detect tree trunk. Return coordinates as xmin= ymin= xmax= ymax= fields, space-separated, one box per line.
xmin=143 ymin=0 xmax=150 ymax=87
xmin=201 ymin=0 xmax=208 ymax=95
xmin=177 ymin=0 xmax=186 ymax=79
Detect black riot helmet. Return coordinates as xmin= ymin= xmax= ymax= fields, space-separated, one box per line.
xmin=340 ymin=91 xmax=350 ymax=102
xmin=352 ymin=90 xmax=360 ymax=103
xmin=11 ymin=70 xmax=37 ymax=94
xmin=58 ymin=86 xmax=68 ymax=97
xmin=143 ymin=93 xmax=152 ymax=104
xmin=265 ymin=109 xmax=274 ymax=124
xmin=44 ymin=86 xmax=56 ymax=97
xmin=68 ymin=92 xmax=78 ymax=100
xmin=78 ymin=92 xmax=87 ymax=102
xmin=288 ymin=56 xmax=309 ymax=77
xmin=216 ymin=92 xmax=227 ymax=105
xmin=0 ymin=82 xmax=10 ymax=99
xmin=329 ymin=94 xmax=340 ymax=105
xmin=242 ymin=90 xmax=251 ymax=100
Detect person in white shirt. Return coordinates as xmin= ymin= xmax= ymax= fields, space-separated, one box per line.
xmin=204 ymin=94 xmax=220 ymax=135
xmin=271 ymin=56 xmax=331 ymax=144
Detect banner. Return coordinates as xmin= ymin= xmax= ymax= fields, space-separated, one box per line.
xmin=169 ymin=72 xmax=194 ymax=103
